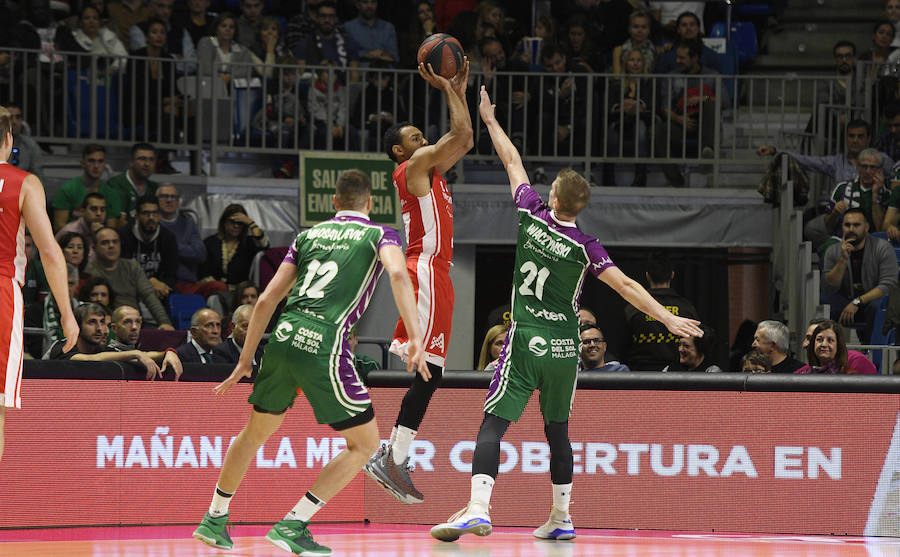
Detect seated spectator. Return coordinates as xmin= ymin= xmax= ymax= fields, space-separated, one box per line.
xmin=822 ymin=208 xmax=898 ymax=344
xmin=107 ymin=142 xmax=160 ymax=223
xmin=294 ymin=1 xmax=360 ymax=83
xmin=231 ymin=281 xmax=259 ymax=309
xmin=346 ymin=0 xmax=398 ymax=66
xmin=796 ymin=319 xmax=878 ymax=374
xmin=826 ymin=148 xmax=891 ymax=236
xmin=55 ymin=5 xmax=129 ymax=76
xmin=308 ymin=61 xmax=361 ymax=150
xmin=213 ymin=303 xmax=264 ymax=369
xmin=179 ymin=0 xmax=215 ymax=49
xmin=129 ymin=0 xmax=195 ymax=72
xmin=85 ymin=227 xmax=175 ymax=329
xmin=52 ymin=144 xmax=122 ymax=232
xmin=751 ymin=320 xmax=805 ymax=373
xmin=127 ymin=20 xmax=185 ymax=150
xmin=44 ymin=302 xmax=182 ymax=380
xmin=252 ymin=16 xmax=288 ymax=61
xmin=664 ymin=324 xmax=721 ymax=372
xmin=107 ymin=304 xmax=143 ymax=350
xmin=654 ymin=39 xmax=730 ymax=186
xmin=532 ymin=42 xmax=590 ymax=157
xmin=859 ymin=21 xmax=897 ymax=66
xmin=352 ymin=60 xmax=404 ymax=151
xmin=580 ymin=323 xmax=630 ymax=372
xmin=651 ymin=3 xmax=705 ymax=38
xmin=197 ymin=12 xmax=259 ymax=86
xmin=874 ymin=104 xmax=900 ymax=163
xmin=476 ymin=1 xmax=511 ymax=56
xmin=56 ymin=192 xmax=108 ymax=258
xmin=741 ymin=349 xmax=772 ymax=373
xmin=176 ymin=308 xmax=221 ymax=363
xmin=606 ymin=48 xmax=653 ymax=187
xmin=612 ymin=11 xmax=655 ymax=76
xmin=477 ymin=323 xmax=508 ymax=371
xmin=78 ymin=275 xmax=115 ymax=310
xmin=6 ymin=104 xmax=42 ymax=179
xmin=654 ymin=12 xmax=721 ymax=75
xmin=477 ymin=36 xmax=529 ymax=154
xmin=578 ymin=307 xmax=597 ymax=326
xmin=107 ymin=0 xmax=154 ymax=44
xmin=812 ymin=41 xmax=865 ymax=139
xmin=236 ymin=0 xmax=265 ymax=55
xmin=286 ymin=0 xmax=346 ymax=54
xmin=43 ymin=263 xmax=80 ymax=345
xmin=400 ymin=0 xmax=438 ymax=67
xmin=348 ymin=325 xmax=380 ymax=384
xmin=624 ymin=253 xmax=699 ymax=370
xmin=57 ymin=232 xmax=90 ymax=285
xmin=118 ymin=195 xmax=179 ymax=301
xmin=199 ymin=203 xmax=269 ymax=290
xmin=253 ymin=55 xmax=309 ymax=148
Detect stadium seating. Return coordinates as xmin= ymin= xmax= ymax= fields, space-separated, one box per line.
xmin=167 ymin=294 xmax=207 ymax=330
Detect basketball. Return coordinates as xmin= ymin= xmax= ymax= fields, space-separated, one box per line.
xmin=417 ymin=33 xmax=464 ymax=79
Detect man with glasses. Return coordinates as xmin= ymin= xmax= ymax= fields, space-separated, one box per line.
xmin=294 ymin=1 xmax=361 ymax=83
xmin=579 ymin=324 xmax=629 ymax=371
xmin=108 ymin=142 xmax=160 ymax=225
xmin=119 ymin=195 xmax=179 ymax=302
xmin=827 ymin=148 xmax=891 ymax=235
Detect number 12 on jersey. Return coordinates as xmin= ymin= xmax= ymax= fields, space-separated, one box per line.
xmin=297 ymin=259 xmax=339 ymax=298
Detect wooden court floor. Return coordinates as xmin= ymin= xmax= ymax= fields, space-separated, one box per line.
xmin=1 ymin=523 xmax=899 ymax=557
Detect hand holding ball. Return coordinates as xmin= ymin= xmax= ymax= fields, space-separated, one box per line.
xmin=417 ymin=33 xmax=464 ymax=80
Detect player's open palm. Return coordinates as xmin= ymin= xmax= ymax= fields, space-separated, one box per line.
xmin=665 ymin=316 xmax=704 ymax=339
xmin=479 ymin=86 xmax=496 ymax=125
xmin=215 ymin=361 xmax=252 ymax=395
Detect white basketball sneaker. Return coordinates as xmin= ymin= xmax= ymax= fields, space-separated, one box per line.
xmin=430 ymin=501 xmax=492 ymax=542
xmin=533 ymin=508 xmax=576 ymax=540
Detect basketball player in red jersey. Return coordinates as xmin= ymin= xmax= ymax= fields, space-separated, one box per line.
xmin=0 ymin=106 xmax=78 ymax=463
xmin=364 ymin=59 xmax=472 ymax=504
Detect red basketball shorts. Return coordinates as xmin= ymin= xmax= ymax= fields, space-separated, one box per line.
xmin=0 ymin=278 xmax=24 ymax=408
xmin=390 ymin=255 xmax=453 ymax=368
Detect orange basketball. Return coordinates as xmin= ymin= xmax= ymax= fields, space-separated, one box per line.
xmin=417 ymin=33 xmax=464 ymax=79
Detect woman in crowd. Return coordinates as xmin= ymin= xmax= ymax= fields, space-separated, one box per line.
xmin=796 ymin=320 xmax=877 ymax=374
xmin=128 ymin=19 xmax=183 ymax=147
xmin=402 ymin=1 xmax=439 ymax=67
xmin=611 ymin=11 xmax=656 ymax=75
xmin=198 ymin=203 xmax=269 ymax=290
xmin=606 ymin=48 xmax=653 ymax=187
xmin=477 ymin=324 xmax=508 ymax=371
xmin=231 ymin=281 xmax=259 ymax=310
xmin=78 ymin=275 xmax=116 ymax=310
xmin=564 ymin=15 xmax=603 ymax=73
xmin=197 ymin=12 xmax=258 ymax=85
xmin=55 ymin=4 xmax=128 ymax=76
xmin=59 ymin=231 xmax=90 ymax=287
xmin=862 ymin=21 xmax=897 ymax=65
xmin=664 ymin=324 xmax=722 ymax=372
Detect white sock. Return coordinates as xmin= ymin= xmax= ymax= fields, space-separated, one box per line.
xmin=552 ymin=483 xmax=572 ymax=515
xmin=285 ymin=491 xmax=325 ymax=522
xmin=392 ymin=425 xmax=416 ymax=465
xmin=209 ymin=486 xmax=234 ymax=518
xmin=470 ymin=474 xmax=495 ymax=509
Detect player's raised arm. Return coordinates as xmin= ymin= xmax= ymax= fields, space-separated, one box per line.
xmin=407 ymin=60 xmax=473 ymax=183
xmin=478 ymin=86 xmax=529 ymax=197
xmin=599 ymin=266 xmax=704 ymax=339
xmin=379 ymin=243 xmax=430 ymax=380
xmin=21 ymin=175 xmax=78 ymax=352
xmin=215 ymin=259 xmax=298 ymax=395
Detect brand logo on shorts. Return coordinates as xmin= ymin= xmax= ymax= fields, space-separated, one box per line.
xmin=528 ymin=336 xmax=548 ymax=357
xmin=274 ymin=322 xmax=293 ymax=342
xmin=429 ymin=333 xmax=445 ymax=352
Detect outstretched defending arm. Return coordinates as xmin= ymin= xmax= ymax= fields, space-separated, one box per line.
xmin=380 ymin=243 xmax=429 ymax=380
xmin=406 ymin=60 xmax=473 ymax=194
xmin=478 ymin=86 xmax=529 ymax=198
xmin=600 ymin=266 xmax=704 ymax=339
xmin=22 ymin=175 xmax=78 ymax=352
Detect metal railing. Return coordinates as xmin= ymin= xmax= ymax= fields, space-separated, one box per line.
xmin=0 ymin=47 xmax=853 ymax=184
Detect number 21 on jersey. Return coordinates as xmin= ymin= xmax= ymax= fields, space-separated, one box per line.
xmin=519 ymin=261 xmax=550 ymax=300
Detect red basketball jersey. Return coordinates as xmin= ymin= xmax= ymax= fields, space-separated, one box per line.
xmin=0 ymin=162 xmax=27 ymax=285
xmin=392 ymin=161 xmax=453 ymax=262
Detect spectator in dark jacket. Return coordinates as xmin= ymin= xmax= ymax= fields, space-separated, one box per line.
xmin=118 ymin=195 xmax=179 ymax=302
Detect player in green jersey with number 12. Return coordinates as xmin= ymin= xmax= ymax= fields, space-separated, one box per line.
xmin=193 ymin=169 xmax=428 ymax=556
xmin=430 ymin=87 xmax=704 ymax=543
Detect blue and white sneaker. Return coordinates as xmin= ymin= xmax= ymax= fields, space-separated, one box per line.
xmin=533 ymin=508 xmax=576 ymax=540
xmin=430 ymin=502 xmax=492 ymax=542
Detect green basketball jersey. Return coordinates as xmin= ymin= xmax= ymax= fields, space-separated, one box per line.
xmin=282 ymin=211 xmax=402 ymax=327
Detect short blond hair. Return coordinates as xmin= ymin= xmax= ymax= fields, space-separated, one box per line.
xmin=554 ymin=169 xmax=590 ymax=216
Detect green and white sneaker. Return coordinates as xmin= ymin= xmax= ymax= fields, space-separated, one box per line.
xmin=266 ymin=519 xmax=332 ymax=556
xmin=193 ymin=512 xmax=233 ymax=550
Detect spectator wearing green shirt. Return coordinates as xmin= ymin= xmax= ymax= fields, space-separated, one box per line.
xmin=107 ymin=142 xmax=160 ymax=226
xmin=51 ymin=144 xmax=123 ymax=232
